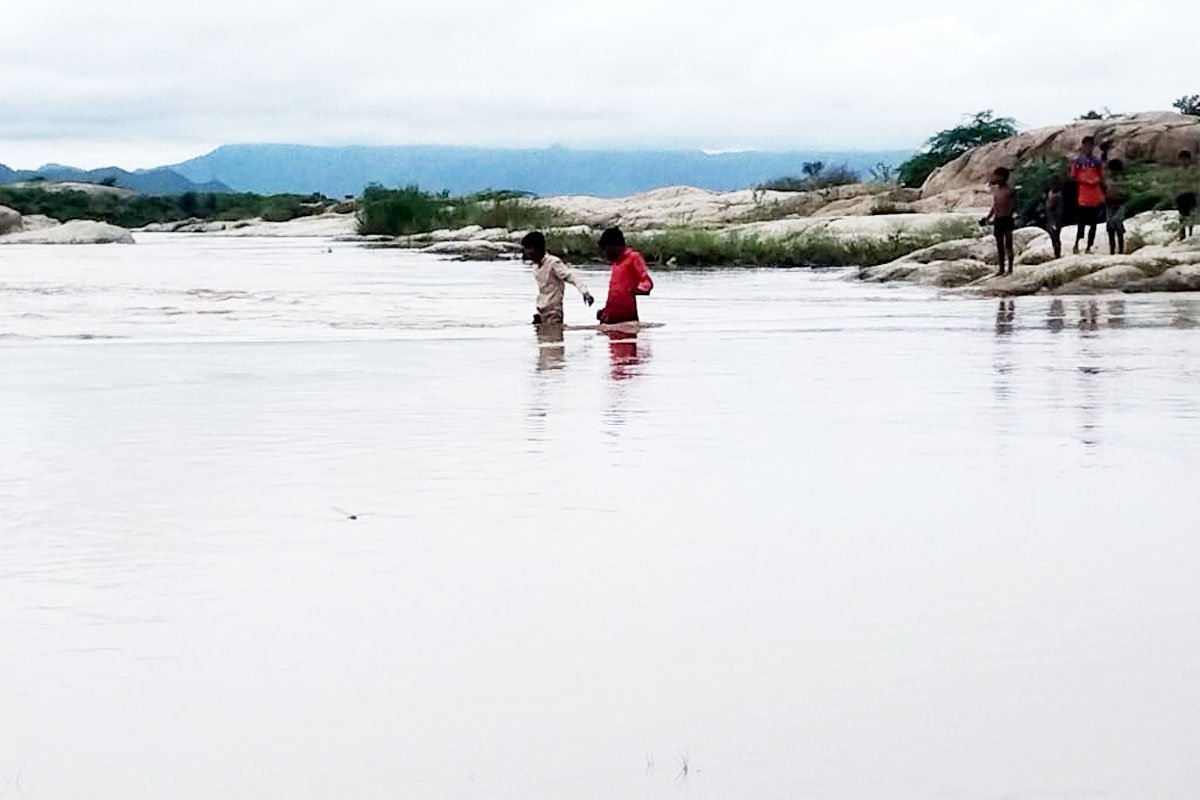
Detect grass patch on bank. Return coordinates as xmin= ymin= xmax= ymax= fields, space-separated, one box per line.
xmin=357 ymin=186 xmax=560 ymax=236
xmin=546 ymin=219 xmax=978 ymax=269
xmin=0 ymin=185 xmax=332 ymax=228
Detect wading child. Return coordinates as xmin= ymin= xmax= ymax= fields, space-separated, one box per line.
xmin=1045 ymin=180 xmax=1065 ymax=259
xmin=1070 ymin=136 xmax=1106 ymax=254
xmin=522 ymin=231 xmax=593 ymax=325
xmin=596 ymin=228 xmax=653 ymax=325
xmin=982 ymin=167 xmax=1018 ymax=275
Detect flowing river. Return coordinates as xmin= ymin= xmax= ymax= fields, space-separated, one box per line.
xmin=2 ymin=235 xmax=1199 ymax=799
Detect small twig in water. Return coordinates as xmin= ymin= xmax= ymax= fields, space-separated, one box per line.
xmin=676 ymin=753 xmax=690 ymax=783
xmin=645 ymin=754 xmax=655 ymax=776
xmin=332 ymin=507 xmax=360 ymax=521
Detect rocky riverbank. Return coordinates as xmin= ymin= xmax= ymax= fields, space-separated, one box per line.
xmin=0 ymin=205 xmax=134 ymax=244
xmin=859 ymin=211 xmax=1200 ymax=295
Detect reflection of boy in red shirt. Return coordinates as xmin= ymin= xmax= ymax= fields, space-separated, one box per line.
xmin=1069 ymin=135 xmax=1105 ymax=254
xmin=597 ymin=227 xmax=653 ymax=324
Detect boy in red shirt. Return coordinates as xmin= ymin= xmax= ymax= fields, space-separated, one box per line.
xmin=1069 ymin=136 xmax=1106 ymax=255
xmin=596 ymin=228 xmax=653 ymax=324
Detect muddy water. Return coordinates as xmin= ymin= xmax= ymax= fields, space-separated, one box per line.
xmin=2 ymin=236 xmax=1200 ymax=799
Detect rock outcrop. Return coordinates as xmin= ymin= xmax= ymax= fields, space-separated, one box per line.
xmin=0 ymin=205 xmax=21 ymax=235
xmin=538 ymin=184 xmax=884 ymax=229
xmin=0 ymin=220 xmax=135 ymax=245
xmin=859 ymin=211 xmax=1200 ymax=295
xmin=921 ymin=112 xmax=1200 ymax=197
xmin=21 ymin=214 xmax=61 ymax=232
xmin=138 ymin=212 xmax=357 ymax=238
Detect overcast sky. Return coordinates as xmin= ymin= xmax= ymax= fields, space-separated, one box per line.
xmin=0 ymin=0 xmax=1189 ymax=169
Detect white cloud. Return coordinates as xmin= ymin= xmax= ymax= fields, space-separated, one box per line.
xmin=0 ymin=0 xmax=1190 ymax=168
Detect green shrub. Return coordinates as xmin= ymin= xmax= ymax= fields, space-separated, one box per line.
xmin=0 ymin=185 xmax=331 ymax=228
xmin=1174 ymin=95 xmax=1200 ymax=116
xmin=758 ymin=163 xmax=861 ymax=192
xmin=546 ymin=221 xmax=976 ymax=269
xmin=898 ymin=110 xmax=1018 ymax=188
xmin=356 ymin=185 xmax=559 ymax=236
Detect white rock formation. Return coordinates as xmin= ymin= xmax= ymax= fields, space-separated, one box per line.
xmin=20 ymin=214 xmax=61 ymax=232
xmin=0 ymin=220 xmax=135 ymax=245
xmin=139 ymin=212 xmax=358 ymax=238
xmin=859 ymin=211 xmax=1200 ymax=294
xmin=0 ymin=205 xmax=21 ymax=235
xmin=921 ymin=112 xmax=1200 ymax=197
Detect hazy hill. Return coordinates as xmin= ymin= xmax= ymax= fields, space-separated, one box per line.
xmin=172 ymin=144 xmax=912 ymax=197
xmin=0 ymin=163 xmax=229 ymax=195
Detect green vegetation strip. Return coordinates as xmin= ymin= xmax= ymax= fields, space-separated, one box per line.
xmin=547 ymin=220 xmax=978 ymax=269
xmin=0 ymin=186 xmax=342 ymax=228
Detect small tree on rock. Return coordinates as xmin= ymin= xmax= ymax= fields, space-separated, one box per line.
xmin=1174 ymin=95 xmax=1200 ymax=116
xmin=898 ymin=110 xmax=1018 ymax=188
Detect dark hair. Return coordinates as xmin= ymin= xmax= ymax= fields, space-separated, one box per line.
xmin=1181 ymin=150 xmax=1194 ymax=161
xmin=1107 ymin=158 xmax=1125 ymax=173
xmin=993 ymin=166 xmax=1011 ymax=181
xmin=598 ymin=227 xmax=626 ymax=248
xmin=1082 ymin=135 xmax=1096 ymax=146
xmin=521 ymin=231 xmax=546 ymax=250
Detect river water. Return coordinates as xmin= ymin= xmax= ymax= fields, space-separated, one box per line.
xmin=2 ymin=235 xmax=1200 ymax=799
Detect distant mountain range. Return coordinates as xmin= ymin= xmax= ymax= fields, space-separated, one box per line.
xmin=171 ymin=145 xmax=913 ymax=197
xmin=2 ymin=144 xmax=913 ymax=198
xmin=0 ymin=163 xmax=229 ymax=195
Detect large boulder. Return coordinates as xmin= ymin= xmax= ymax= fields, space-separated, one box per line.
xmin=921 ymin=112 xmax=1200 ymax=197
xmin=0 ymin=205 xmax=21 ymax=235
xmin=0 ymin=220 xmax=135 ymax=245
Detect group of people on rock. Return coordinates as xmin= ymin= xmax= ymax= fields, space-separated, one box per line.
xmin=985 ymin=135 xmax=1198 ymax=276
xmin=522 ymin=227 xmax=653 ymax=328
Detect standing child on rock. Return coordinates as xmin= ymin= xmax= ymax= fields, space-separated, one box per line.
xmin=982 ymin=167 xmax=1018 ymax=275
xmin=1045 ymin=179 xmax=1065 ymax=260
xmin=1069 ymin=136 xmax=1106 ymax=254
xmin=1176 ymin=150 xmax=1198 ymax=241
xmin=1104 ymin=158 xmax=1127 ymax=255
xmin=596 ymin=228 xmax=653 ymax=325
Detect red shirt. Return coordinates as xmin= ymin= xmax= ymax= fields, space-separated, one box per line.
xmin=1070 ymin=155 xmax=1105 ymax=208
xmin=600 ymin=248 xmax=653 ymax=324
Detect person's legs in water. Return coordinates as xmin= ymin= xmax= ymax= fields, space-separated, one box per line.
xmin=1004 ymin=228 xmax=1015 ymax=273
xmin=1049 ymin=225 xmax=1062 ymax=259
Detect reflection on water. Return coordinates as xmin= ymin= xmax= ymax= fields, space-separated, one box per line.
xmin=995 ymin=299 xmax=1015 ymax=335
xmin=605 ymin=329 xmax=645 ymax=381
xmin=535 ymin=323 xmax=566 ymax=372
xmin=3 ymin=237 xmax=1200 ymax=800
xmin=1171 ymin=297 xmax=1199 ymax=328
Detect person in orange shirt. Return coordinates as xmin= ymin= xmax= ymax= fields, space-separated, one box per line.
xmin=596 ymin=228 xmax=653 ymax=325
xmin=1069 ymin=136 xmax=1106 ymax=255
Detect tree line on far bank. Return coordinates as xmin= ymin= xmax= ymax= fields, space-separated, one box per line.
xmin=0 ymin=185 xmax=353 ymax=229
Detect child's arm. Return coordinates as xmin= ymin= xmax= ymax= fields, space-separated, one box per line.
xmin=631 ymin=252 xmax=653 ymax=295
xmin=553 ymin=260 xmax=594 ymax=305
